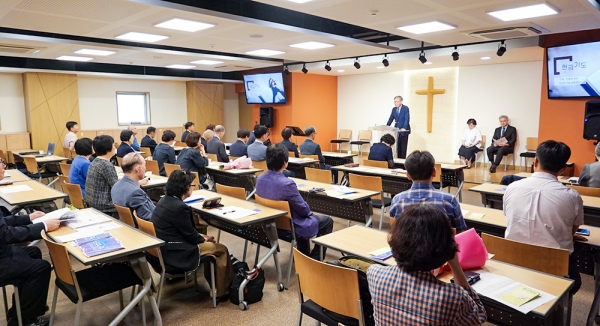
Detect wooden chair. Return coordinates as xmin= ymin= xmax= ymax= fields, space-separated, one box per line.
xmin=41 ymin=233 xmax=145 ymax=326
xmin=116 ymin=156 xmax=123 ymax=166
xmin=519 ymin=137 xmax=538 ymax=172
xmin=59 ymin=163 xmax=71 ymax=177
xmin=432 ymin=163 xmax=444 ymax=190
xmin=62 ymin=182 xmax=86 ymax=209
xmin=293 ymin=248 xmax=365 ymax=326
xmin=349 ymin=173 xmax=388 ymax=229
xmin=255 ymin=194 xmax=296 ymax=289
xmin=191 ymin=172 xmax=200 ymax=191
xmin=568 ymin=185 xmax=600 ymax=197
xmin=215 ymin=183 xmax=246 ymax=244
xmin=175 ymin=141 xmax=186 ymax=147
xmin=363 ymin=159 xmax=388 ymax=168
xmin=0 ymin=283 xmax=22 ymax=326
xmin=23 ymin=156 xmax=56 ymax=184
xmin=252 ymin=160 xmax=268 ymax=177
xmin=135 ymin=216 xmax=217 ymax=308
xmin=350 ymin=130 xmax=372 ymax=156
xmin=330 ymin=129 xmax=352 ymax=152
xmin=0 ymin=150 xmax=7 ymax=163
xmin=114 ymin=204 xmax=136 ymax=228
xmin=145 ymin=160 xmax=159 ymax=175
xmin=299 ymin=154 xmax=320 ymax=168
xmin=205 ymin=153 xmax=218 ymax=163
xmin=62 ymin=147 xmax=75 ymax=160
xmin=163 ymin=163 xmax=181 ymax=177
xmin=305 ymin=167 xmax=332 ymax=184
xmin=139 ymin=147 xmax=151 ymax=159
xmin=481 ymin=233 xmax=569 ymax=277
xmin=473 ymin=135 xmax=486 ymax=169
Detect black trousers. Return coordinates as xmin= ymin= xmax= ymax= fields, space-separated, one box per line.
xmin=296 ymin=214 xmax=333 ymax=260
xmin=397 ymin=134 xmax=409 ymax=159
xmin=3 ymin=246 xmax=51 ymax=323
xmin=486 ymin=145 xmax=514 ymax=167
xmin=568 ymin=255 xmax=581 ymax=295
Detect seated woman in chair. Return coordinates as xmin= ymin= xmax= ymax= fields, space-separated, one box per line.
xmin=175 ymin=132 xmax=209 ymax=186
xmin=367 ymin=203 xmax=486 ymax=325
xmin=368 ymin=133 xmax=396 ymax=168
xmin=457 ymin=118 xmax=482 ymax=169
xmin=150 ymin=170 xmax=233 ymax=299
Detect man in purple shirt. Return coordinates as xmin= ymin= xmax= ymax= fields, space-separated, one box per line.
xmin=256 ymin=144 xmax=333 ymax=260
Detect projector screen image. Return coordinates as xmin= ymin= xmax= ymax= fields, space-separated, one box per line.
xmin=547 ymin=41 xmax=600 ymax=98
xmin=244 ymin=72 xmax=286 ymax=104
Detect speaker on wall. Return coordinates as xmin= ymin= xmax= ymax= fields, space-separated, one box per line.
xmin=584 ymin=100 xmax=600 ymax=140
xmin=260 ymin=107 xmax=274 ymax=128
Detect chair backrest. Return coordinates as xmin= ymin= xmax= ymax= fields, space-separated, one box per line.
xmin=114 ymin=204 xmax=136 ymax=227
xmin=23 ymin=156 xmax=39 ymax=174
xmin=339 ymin=129 xmax=352 ymax=140
xmin=145 ymin=160 xmax=159 ymax=175
xmin=63 ymin=182 xmax=85 ymax=209
xmin=299 ymin=154 xmax=319 ymax=161
xmin=62 ymin=147 xmax=74 ymax=159
xmin=0 ymin=149 xmax=6 ymax=162
xmin=57 ymin=175 xmax=69 ymax=192
xmin=205 ymin=153 xmax=218 ymax=162
xmin=526 ymin=137 xmax=538 ymax=151
xmin=135 ymin=217 xmax=161 ymax=258
xmin=568 ymin=185 xmax=600 ymax=197
xmin=480 ymin=135 xmax=486 ymax=148
xmin=41 ymin=232 xmax=76 ymax=286
xmin=255 ymin=194 xmax=293 ymax=232
xmin=191 ymin=172 xmax=200 ymax=191
xmin=116 ymin=156 xmax=123 ymax=166
xmin=363 ymin=159 xmax=387 ymax=168
xmin=139 ymin=147 xmax=151 ymax=158
xmin=293 ymin=248 xmax=363 ymax=321
xmin=252 ymin=160 xmax=268 ymax=177
xmin=59 ymin=163 xmax=71 ymax=176
xmin=481 ymin=233 xmax=569 ymax=277
xmin=215 ymin=183 xmax=246 ymax=200
xmin=357 ymin=130 xmax=372 ymax=141
xmin=163 ymin=163 xmax=181 ymax=177
xmin=432 ymin=163 xmax=442 ymax=183
xmin=349 ymin=173 xmax=382 ymax=200
xmin=305 ymin=167 xmax=332 ymax=184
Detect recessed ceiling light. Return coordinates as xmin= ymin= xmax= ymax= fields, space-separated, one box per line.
xmin=337 ymin=69 xmax=345 ymax=72
xmin=155 ymin=18 xmax=215 ymax=32
xmin=397 ymin=21 xmax=456 ymax=34
xmin=481 ymin=56 xmax=492 ymax=60
xmin=288 ymin=0 xmax=313 ymax=3
xmin=488 ymin=4 xmax=558 ymax=21
xmin=376 ymin=66 xmax=385 ymax=69
xmin=289 ymin=41 xmax=335 ymax=50
xmin=56 ymin=55 xmax=93 ymax=62
xmin=115 ymin=32 xmax=168 ymax=43
xmin=190 ymin=59 xmax=224 ymax=65
xmin=166 ymin=64 xmax=196 ymax=69
xmin=75 ymin=49 xmax=116 ymax=56
xmin=424 ymin=62 xmax=433 ymax=65
xmin=245 ymin=49 xmax=285 ymax=56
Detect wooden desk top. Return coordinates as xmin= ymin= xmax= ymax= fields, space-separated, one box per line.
xmin=173 ymin=146 xmax=185 ymax=152
xmin=205 ymin=165 xmax=262 ymax=175
xmin=287 ymin=157 xmax=318 ymax=165
xmin=290 ymin=177 xmax=379 ymax=201
xmin=2 ymin=169 xmax=31 ymax=183
xmin=143 ymin=174 xmax=168 ymax=188
xmin=21 ymin=155 xmax=68 ymax=163
xmin=187 ymin=189 xmax=287 ymax=226
xmin=322 ymin=152 xmax=357 ymax=158
xmin=0 ymin=180 xmax=66 ymax=205
xmin=332 ymin=165 xmax=409 ymax=179
xmin=47 ymin=208 xmax=163 ymax=265
xmin=393 ymin=158 xmax=467 ymax=171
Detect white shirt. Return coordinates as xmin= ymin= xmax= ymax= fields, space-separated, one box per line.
xmin=461 ymin=127 xmax=482 ymax=148
xmin=504 ymin=172 xmax=584 ymax=253
xmin=63 ymin=131 xmax=78 ymax=149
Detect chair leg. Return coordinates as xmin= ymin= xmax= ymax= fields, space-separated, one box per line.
xmin=242 ymin=240 xmax=249 ymax=262
xmin=379 ymin=207 xmax=385 ymax=230
xmin=193 ymin=269 xmax=200 ymax=292
xmin=254 ymin=246 xmax=261 ymax=267
xmin=347 ymin=220 xmax=351 ymax=228
xmin=216 ymin=229 xmax=221 ymax=243
xmin=141 ymin=296 xmax=146 ymax=326
xmin=50 ymin=287 xmax=58 ymax=326
xmin=156 ymin=270 xmax=165 ymax=309
xmin=2 ymin=286 xmax=8 ymax=316
xmin=14 ymin=286 xmax=22 ymax=326
xmin=74 ymin=301 xmax=83 ymax=326
xmin=210 ymin=262 xmax=217 ymax=308
xmin=285 ymin=241 xmax=295 ymax=290
xmin=119 ymin=289 xmax=124 ymax=310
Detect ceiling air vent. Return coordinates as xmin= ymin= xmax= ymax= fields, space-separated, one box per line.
xmin=464 ymin=23 xmax=549 ymax=40
xmin=0 ymin=43 xmax=44 ymax=54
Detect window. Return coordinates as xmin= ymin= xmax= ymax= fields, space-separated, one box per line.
xmin=116 ymin=92 xmax=151 ymax=125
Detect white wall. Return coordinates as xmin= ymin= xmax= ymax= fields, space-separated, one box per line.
xmin=0 ymin=73 xmax=27 ymax=133
xmin=223 ymin=83 xmax=240 ymax=143
xmin=78 ymin=76 xmax=187 ymax=130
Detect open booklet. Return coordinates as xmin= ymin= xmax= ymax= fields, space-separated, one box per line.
xmin=493 ymin=137 xmax=508 ymax=146
xmin=32 ymin=208 xmax=77 ymax=224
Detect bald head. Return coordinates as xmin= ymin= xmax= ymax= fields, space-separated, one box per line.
xmin=121 ymin=153 xmax=146 ymax=180
xmin=128 ymin=124 xmax=138 ymax=135
xmin=214 ymin=125 xmax=225 ymax=138
xmin=203 ymin=129 xmax=215 ymax=140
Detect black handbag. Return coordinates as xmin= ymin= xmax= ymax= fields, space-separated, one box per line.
xmin=229 ymin=264 xmax=265 ymax=305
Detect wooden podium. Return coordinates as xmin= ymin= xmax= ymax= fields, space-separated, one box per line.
xmin=369 ymin=125 xmax=400 ymax=158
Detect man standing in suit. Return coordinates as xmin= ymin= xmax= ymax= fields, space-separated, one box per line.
xmin=386 ymin=96 xmax=411 ymax=159
xmin=487 ymin=115 xmax=517 ymax=173
xmin=206 ymin=125 xmax=228 ymax=163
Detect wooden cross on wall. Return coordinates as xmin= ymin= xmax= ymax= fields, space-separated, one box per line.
xmin=416 ymin=76 xmax=445 ymax=133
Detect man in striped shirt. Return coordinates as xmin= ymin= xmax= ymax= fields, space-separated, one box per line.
xmin=389 ymin=150 xmax=467 ymax=231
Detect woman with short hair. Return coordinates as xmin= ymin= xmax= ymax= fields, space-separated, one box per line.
xmin=175 ymin=132 xmax=209 ymax=184
xmin=457 ymin=118 xmax=482 ymax=169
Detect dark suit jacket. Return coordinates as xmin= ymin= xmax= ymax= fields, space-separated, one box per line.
xmin=279 ymin=139 xmax=299 ymax=158
xmin=140 ymin=135 xmax=158 ymax=155
xmin=181 ymin=130 xmax=190 ymax=142
xmin=386 ymin=105 xmax=411 ymax=136
xmin=206 ymin=136 xmax=228 ymax=163
xmin=492 ymin=125 xmax=517 ymax=149
xmin=0 ymin=212 xmax=44 ymax=253
xmin=150 ymin=196 xmax=204 ymax=273
xmin=368 ymin=143 xmax=394 ymax=168
xmin=579 ymin=161 xmax=600 ymax=188
xmin=299 ymin=139 xmax=324 ymax=164
xmin=229 ymin=139 xmax=248 ymax=157
xmin=116 ymin=142 xmax=135 ymax=158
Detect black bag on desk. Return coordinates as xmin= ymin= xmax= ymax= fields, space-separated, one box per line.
xmin=229 ymin=261 xmax=265 ymax=305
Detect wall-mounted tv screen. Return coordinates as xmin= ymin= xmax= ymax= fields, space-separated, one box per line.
xmin=243 ymin=72 xmax=286 ymax=104
xmin=547 ymin=41 xmax=600 ymax=98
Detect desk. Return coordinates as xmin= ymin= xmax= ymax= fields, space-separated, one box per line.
xmin=286 ymin=157 xmax=318 ymax=179
xmin=205 ymin=165 xmax=262 ymax=199
xmin=20 ymin=154 xmax=68 ymax=164
xmin=289 ymin=178 xmax=378 ymax=226
xmin=2 ymin=169 xmax=31 ymax=183
xmin=332 ymin=165 xmax=412 ymax=197
xmin=187 ymin=190 xmax=287 ymax=309
xmin=47 ymin=208 xmax=164 ymax=325
xmin=393 ymin=158 xmax=466 ymax=201
xmin=313 ymin=225 xmax=573 ymax=326
xmin=321 ymin=151 xmax=356 ymax=166
xmin=0 ymin=180 xmax=66 ymax=213
xmin=114 ymin=167 xmax=168 ymax=190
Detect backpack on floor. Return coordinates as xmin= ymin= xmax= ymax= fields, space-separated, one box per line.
xmin=229 ymin=258 xmax=265 ymax=305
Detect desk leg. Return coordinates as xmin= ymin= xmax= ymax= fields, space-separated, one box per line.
xmin=595 ymin=261 xmax=600 ymax=318
xmin=340 ymin=172 xmax=349 ymax=186
xmin=455 ymin=180 xmax=464 ymax=203
xmin=561 ymin=292 xmax=572 ymax=326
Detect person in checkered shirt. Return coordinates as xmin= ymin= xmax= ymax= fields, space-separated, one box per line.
xmin=367 ymin=204 xmax=486 ymax=325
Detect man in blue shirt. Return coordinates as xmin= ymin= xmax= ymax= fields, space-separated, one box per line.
xmin=229 ymin=129 xmax=250 ymax=157
xmin=128 ymin=125 xmax=140 ymax=151
xmin=69 ymin=138 xmax=93 ymax=196
xmin=389 ymin=150 xmax=466 ymax=231
xmin=368 ymin=133 xmax=395 ymax=168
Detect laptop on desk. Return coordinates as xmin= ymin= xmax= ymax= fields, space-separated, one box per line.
xmin=34 ymin=142 xmax=55 ymax=158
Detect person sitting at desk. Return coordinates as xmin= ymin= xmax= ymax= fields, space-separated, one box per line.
xmin=457 ymin=118 xmax=482 ymax=169
xmin=116 ymin=129 xmax=135 ymax=158
xmin=367 ymin=203 xmax=486 ymax=325
xmin=140 ymin=126 xmax=158 ymax=155
xmin=247 ymin=125 xmax=269 ymax=161
xmin=256 ymin=144 xmax=333 ymax=260
xmin=69 ymin=138 xmax=93 ymax=197
xmin=504 ymin=140 xmax=585 ymax=294
xmin=579 ymin=142 xmax=600 ymax=188
xmin=300 ymin=126 xmax=329 ymax=170
xmin=279 ymin=127 xmax=299 ymax=158
xmin=181 ymin=121 xmax=195 ymax=143
xmin=176 ymin=132 xmax=209 ymax=185
xmin=368 ymin=133 xmax=395 ymax=168
xmin=153 ymin=130 xmax=176 ymax=177
xmin=206 ymin=125 xmax=228 ymax=163
xmin=86 ymin=135 xmax=119 ymax=218
xmin=150 ymin=170 xmax=233 ymax=299
xmin=128 ymin=125 xmax=140 ymax=151
xmin=201 ymin=129 xmax=214 ymax=150
xmin=389 ymin=150 xmax=467 ymax=231
xmin=111 ymin=153 xmax=153 ymax=220
xmin=229 ymin=129 xmax=250 ymax=157
xmin=63 ymin=120 xmax=79 ymax=151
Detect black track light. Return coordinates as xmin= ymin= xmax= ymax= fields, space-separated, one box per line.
xmin=284 ymin=65 xmax=290 ymax=75
xmin=301 ymin=63 xmax=308 ymax=74
xmin=325 ymin=61 xmax=331 ymax=71
xmin=354 ymin=58 xmax=361 ymax=69
xmin=382 ymin=55 xmax=389 ymax=67
xmin=497 ymin=40 xmax=507 ymax=57
xmin=419 ymin=51 xmax=427 ymax=64
xmin=451 ymin=46 xmax=459 ymax=61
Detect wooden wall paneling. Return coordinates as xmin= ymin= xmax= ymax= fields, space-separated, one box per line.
xmin=79 ymin=130 xmax=98 ymax=139
xmin=0 ymin=135 xmax=7 ymax=151
xmin=171 ymin=127 xmax=183 ymax=140
xmin=238 ymin=93 xmax=254 ymax=131
xmin=137 ymin=127 xmax=147 ymax=142
xmin=186 ymin=81 xmax=224 ymax=131
xmin=6 ymin=133 xmax=31 ymax=150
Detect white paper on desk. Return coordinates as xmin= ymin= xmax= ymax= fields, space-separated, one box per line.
xmin=350 ymin=167 xmax=368 ymax=171
xmin=324 ymin=190 xmax=358 ymax=199
xmin=65 ymin=210 xmax=112 ymax=229
xmin=76 ymin=222 xmax=122 ymax=233
xmin=332 ymin=185 xmax=355 ymax=194
xmin=215 ymin=206 xmax=259 ymax=220
xmin=32 ymin=208 xmax=72 ymax=224
xmin=0 ymin=185 xmax=33 ymax=194
xmin=227 ymin=169 xmax=252 ymax=173
xmin=471 ymin=271 xmax=556 ymax=314
xmin=568 ymin=177 xmax=579 ymax=183
xmin=461 ymin=210 xmax=470 ymax=216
